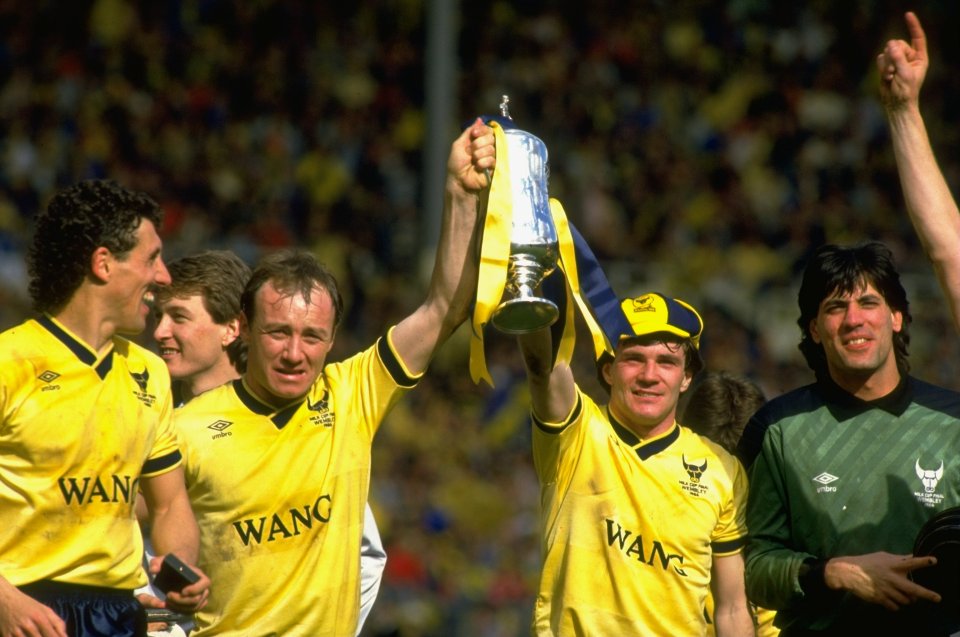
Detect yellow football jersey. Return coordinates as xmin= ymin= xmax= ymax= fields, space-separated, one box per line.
xmin=531 ymin=387 xmax=748 ymax=636
xmin=0 ymin=316 xmax=178 ymax=589
xmin=179 ymin=332 xmax=417 ymax=636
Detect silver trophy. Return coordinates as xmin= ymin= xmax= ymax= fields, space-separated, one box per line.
xmin=490 ymin=95 xmax=560 ymax=334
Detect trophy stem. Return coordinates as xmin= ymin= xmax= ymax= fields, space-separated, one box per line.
xmin=490 ymin=253 xmax=559 ymax=334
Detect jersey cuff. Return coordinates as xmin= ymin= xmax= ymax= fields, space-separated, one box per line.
xmin=532 ymin=393 xmax=582 ymax=433
xmin=710 ymin=536 xmax=746 ymax=556
xmin=379 ymin=328 xmax=420 ymax=388
xmin=798 ymin=557 xmax=831 ymax=599
xmin=143 ymin=450 xmax=182 ymax=477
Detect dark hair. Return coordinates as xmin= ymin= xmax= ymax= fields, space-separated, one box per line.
xmin=241 ymin=249 xmax=344 ymax=330
xmin=28 ymin=180 xmax=163 ymax=314
xmin=595 ymin=335 xmax=703 ymax=394
xmin=682 ymin=370 xmax=766 ymax=454
xmin=797 ymin=242 xmax=911 ymax=377
xmin=159 ymin=250 xmax=252 ymax=373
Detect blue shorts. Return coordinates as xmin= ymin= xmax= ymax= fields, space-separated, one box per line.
xmin=19 ymin=581 xmax=147 ymax=637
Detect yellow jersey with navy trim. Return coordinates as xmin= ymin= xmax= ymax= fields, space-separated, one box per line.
xmin=0 ymin=316 xmax=179 ymax=589
xmin=179 ymin=330 xmax=418 ymax=637
xmin=531 ymin=387 xmax=748 ymax=637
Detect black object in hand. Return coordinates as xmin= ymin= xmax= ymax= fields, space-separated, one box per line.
xmin=145 ymin=607 xmax=193 ymax=625
xmin=153 ymin=554 xmax=201 ymax=594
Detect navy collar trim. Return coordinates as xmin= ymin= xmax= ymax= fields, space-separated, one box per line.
xmin=608 ymin=408 xmax=680 ymax=460
xmin=38 ymin=315 xmax=113 ymax=379
xmin=233 ymin=379 xmax=302 ymax=429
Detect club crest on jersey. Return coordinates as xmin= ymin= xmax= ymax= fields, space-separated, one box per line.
xmin=914 ymin=459 xmax=945 ymax=508
xmin=129 ymin=369 xmax=157 ymax=407
xmin=679 ymin=455 xmax=709 ymax=496
xmin=307 ymin=391 xmax=334 ymax=427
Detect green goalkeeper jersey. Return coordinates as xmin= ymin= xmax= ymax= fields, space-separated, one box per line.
xmin=744 ymin=375 xmax=960 ymax=635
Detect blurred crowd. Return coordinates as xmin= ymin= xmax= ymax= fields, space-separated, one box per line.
xmin=2 ymin=1 xmax=960 ymax=635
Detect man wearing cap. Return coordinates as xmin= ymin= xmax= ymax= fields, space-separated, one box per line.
xmin=739 ymin=241 xmax=960 ymax=636
xmin=517 ymin=292 xmax=754 ymax=636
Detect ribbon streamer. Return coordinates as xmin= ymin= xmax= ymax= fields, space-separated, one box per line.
xmin=469 ymin=121 xmax=512 ymax=386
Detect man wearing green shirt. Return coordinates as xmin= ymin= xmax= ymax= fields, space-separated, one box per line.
xmin=739 ymin=241 xmax=960 ymax=636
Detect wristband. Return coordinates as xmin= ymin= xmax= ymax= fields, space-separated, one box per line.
xmin=798 ymin=557 xmax=830 ymax=597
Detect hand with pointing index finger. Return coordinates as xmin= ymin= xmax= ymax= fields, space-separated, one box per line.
xmin=824 ymin=552 xmax=941 ymax=611
xmin=877 ymin=11 xmax=928 ymax=111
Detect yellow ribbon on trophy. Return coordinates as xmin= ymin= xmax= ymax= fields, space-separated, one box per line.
xmin=469 ymin=122 xmax=614 ymax=386
xmin=470 ymin=120 xmax=512 ymax=386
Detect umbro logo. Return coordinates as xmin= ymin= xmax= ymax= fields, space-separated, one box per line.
xmin=812 ymin=472 xmax=838 ymax=484
xmin=38 ymin=370 xmax=61 ymax=391
xmin=813 ymin=472 xmax=838 ymax=493
xmin=208 ymin=420 xmax=233 ymax=439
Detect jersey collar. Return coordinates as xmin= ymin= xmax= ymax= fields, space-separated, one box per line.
xmin=38 ymin=315 xmax=114 ymax=379
xmin=607 ymin=407 xmax=681 ymax=460
xmin=819 ymin=372 xmax=911 ymax=420
xmin=233 ymin=378 xmax=304 ymax=429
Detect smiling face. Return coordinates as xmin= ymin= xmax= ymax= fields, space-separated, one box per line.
xmin=241 ymin=280 xmax=336 ymax=407
xmin=603 ymin=337 xmax=693 ymax=439
xmin=810 ymin=281 xmax=903 ymax=396
xmin=153 ymin=292 xmax=240 ymax=387
xmin=108 ymin=219 xmax=171 ymax=335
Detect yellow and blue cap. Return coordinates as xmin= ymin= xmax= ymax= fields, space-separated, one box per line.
xmin=618 ymin=293 xmax=704 ymax=349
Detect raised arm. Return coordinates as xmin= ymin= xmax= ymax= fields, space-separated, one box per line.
xmin=879 ymin=11 xmax=960 ymax=330
xmin=517 ymin=328 xmax=576 ymax=425
xmin=391 ymin=119 xmax=494 ymax=374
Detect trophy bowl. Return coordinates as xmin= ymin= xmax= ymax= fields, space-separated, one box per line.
xmin=489 ymin=122 xmax=560 ymax=335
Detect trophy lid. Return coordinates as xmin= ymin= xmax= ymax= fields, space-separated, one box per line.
xmin=500 ymin=95 xmax=512 ymax=120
